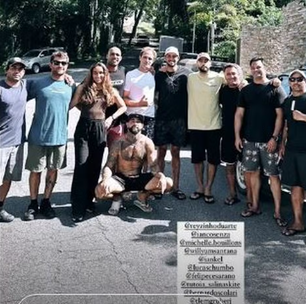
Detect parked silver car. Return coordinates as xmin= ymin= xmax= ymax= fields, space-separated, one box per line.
xmin=21 ymin=47 xmax=64 ymax=73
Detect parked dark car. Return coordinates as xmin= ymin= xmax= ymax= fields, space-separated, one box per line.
xmin=136 ymin=34 xmax=150 ymax=46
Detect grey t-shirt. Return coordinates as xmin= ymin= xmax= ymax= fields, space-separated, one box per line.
xmin=0 ymin=79 xmax=28 ymax=147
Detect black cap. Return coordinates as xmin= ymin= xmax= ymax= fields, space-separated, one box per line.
xmin=127 ymin=113 xmax=145 ymax=123
xmin=6 ymin=57 xmax=26 ymax=70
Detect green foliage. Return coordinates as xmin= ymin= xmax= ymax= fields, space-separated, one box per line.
xmin=0 ymin=0 xmax=292 ymax=64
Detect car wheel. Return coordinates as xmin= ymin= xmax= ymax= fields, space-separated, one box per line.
xmin=32 ymin=63 xmax=40 ymax=74
xmin=236 ymin=160 xmax=247 ymax=195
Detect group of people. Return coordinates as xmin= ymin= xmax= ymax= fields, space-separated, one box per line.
xmin=0 ymin=46 xmax=305 ymax=237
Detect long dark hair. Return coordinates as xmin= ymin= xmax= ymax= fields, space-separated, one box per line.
xmin=81 ymin=62 xmax=114 ymax=106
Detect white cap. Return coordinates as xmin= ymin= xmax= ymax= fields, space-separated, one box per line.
xmin=289 ymin=69 xmax=306 ymax=79
xmin=165 ymin=46 xmax=179 ymax=56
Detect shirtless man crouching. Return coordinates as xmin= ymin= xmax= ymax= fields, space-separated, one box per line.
xmin=95 ymin=113 xmax=173 ymax=215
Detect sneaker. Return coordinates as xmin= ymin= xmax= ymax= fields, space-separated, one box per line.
xmin=71 ymin=215 xmax=84 ymax=222
xmin=40 ymin=201 xmax=56 ymax=219
xmin=24 ymin=203 xmax=39 ymax=221
xmin=0 ymin=209 xmax=15 ymax=222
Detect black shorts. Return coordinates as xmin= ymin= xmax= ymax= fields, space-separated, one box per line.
xmin=190 ymin=130 xmax=221 ymax=165
xmin=112 ymin=173 xmax=154 ymax=191
xmin=281 ymin=150 xmax=306 ymax=189
xmin=221 ymin=131 xmax=239 ymax=164
xmin=154 ymin=119 xmax=187 ymax=147
xmin=142 ymin=116 xmax=155 ymax=140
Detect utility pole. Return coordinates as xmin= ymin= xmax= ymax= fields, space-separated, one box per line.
xmin=192 ymin=11 xmax=196 ymax=53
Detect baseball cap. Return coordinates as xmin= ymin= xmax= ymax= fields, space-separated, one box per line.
xmin=164 ymin=46 xmax=179 ymax=56
xmin=289 ymin=69 xmax=306 ymax=79
xmin=127 ymin=113 xmax=145 ymax=123
xmin=197 ymin=52 xmax=211 ymax=61
xmin=6 ymin=57 xmax=26 ymax=70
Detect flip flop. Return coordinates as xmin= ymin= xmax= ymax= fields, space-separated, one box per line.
xmin=224 ymin=196 xmax=240 ymax=205
xmin=133 ymin=200 xmax=153 ymax=213
xmin=273 ymin=216 xmax=288 ymax=227
xmin=282 ymin=227 xmax=305 ymax=236
xmin=171 ymin=189 xmax=186 ymax=200
xmin=203 ymin=195 xmax=215 ymax=204
xmin=241 ymin=209 xmax=262 ymax=217
xmin=190 ymin=192 xmax=204 ymax=200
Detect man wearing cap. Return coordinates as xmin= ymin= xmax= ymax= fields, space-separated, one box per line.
xmin=0 ymin=58 xmax=27 ymax=222
xmin=280 ymin=69 xmax=306 ymax=236
xmin=124 ymin=47 xmax=156 ymax=140
xmin=95 ymin=113 xmax=173 ymax=215
xmin=187 ymin=52 xmax=224 ymax=204
xmin=154 ymin=46 xmax=191 ymax=200
xmin=235 ymin=57 xmax=286 ymax=224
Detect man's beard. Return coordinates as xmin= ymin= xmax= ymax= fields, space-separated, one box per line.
xmin=166 ymin=61 xmax=175 ymax=67
xmin=107 ymin=61 xmax=117 ymax=67
xmin=198 ymin=66 xmax=208 ymax=73
xmin=128 ymin=126 xmax=141 ymax=135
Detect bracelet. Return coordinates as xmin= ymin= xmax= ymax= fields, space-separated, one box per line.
xmin=111 ymin=115 xmax=115 ymax=120
xmin=271 ymin=135 xmax=279 ymax=142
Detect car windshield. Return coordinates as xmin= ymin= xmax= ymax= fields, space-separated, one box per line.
xmin=22 ymin=50 xmax=41 ymax=57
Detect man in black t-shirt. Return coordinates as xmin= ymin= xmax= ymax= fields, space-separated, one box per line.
xmin=154 ymin=46 xmax=191 ymax=200
xmin=220 ymin=63 xmax=244 ymax=206
xmin=106 ymin=46 xmax=126 ymax=118
xmin=106 ymin=46 xmax=126 ymax=146
xmin=280 ymin=69 xmax=306 ymax=236
xmin=235 ymin=57 xmax=286 ymax=225
xmin=106 ymin=47 xmax=125 ymax=96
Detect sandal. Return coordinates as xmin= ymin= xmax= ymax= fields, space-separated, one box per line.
xmin=171 ymin=189 xmax=186 ymax=200
xmin=203 ymin=195 xmax=215 ymax=204
xmin=224 ymin=196 xmax=240 ymax=205
xmin=133 ymin=200 xmax=153 ymax=213
xmin=282 ymin=227 xmax=305 ymax=236
xmin=190 ymin=192 xmax=204 ymax=200
xmin=273 ymin=216 xmax=288 ymax=227
xmin=241 ymin=209 xmax=262 ymax=217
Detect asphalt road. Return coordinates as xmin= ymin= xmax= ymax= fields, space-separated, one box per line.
xmin=1 ymin=59 xmax=306 ymax=304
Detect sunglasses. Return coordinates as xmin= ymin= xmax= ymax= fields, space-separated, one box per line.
xmin=289 ymin=77 xmax=304 ymax=83
xmin=52 ymin=60 xmax=68 ymax=66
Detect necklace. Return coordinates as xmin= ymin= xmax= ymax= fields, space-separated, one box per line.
xmin=166 ymin=71 xmax=177 ymax=92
